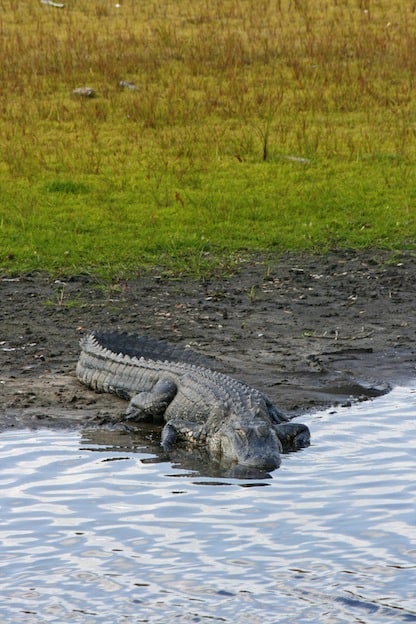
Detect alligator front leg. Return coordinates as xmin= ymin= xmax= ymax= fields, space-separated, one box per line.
xmin=160 ymin=422 xmax=177 ymax=450
xmin=161 ymin=419 xmax=204 ymax=451
xmin=265 ymin=397 xmax=289 ymax=423
xmin=126 ymin=378 xmax=177 ymax=422
xmin=274 ymin=422 xmax=310 ymax=452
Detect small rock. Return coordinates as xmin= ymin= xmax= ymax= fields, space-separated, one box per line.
xmin=283 ymin=155 xmax=311 ymax=164
xmin=119 ymin=80 xmax=140 ymax=90
xmin=72 ymin=87 xmax=96 ymax=98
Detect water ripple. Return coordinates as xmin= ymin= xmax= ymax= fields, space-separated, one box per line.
xmin=0 ymin=386 xmax=415 ymax=622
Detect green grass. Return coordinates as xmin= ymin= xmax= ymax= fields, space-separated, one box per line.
xmin=1 ymin=0 xmax=416 ymax=277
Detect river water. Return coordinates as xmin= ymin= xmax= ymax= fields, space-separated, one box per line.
xmin=1 ymin=386 xmax=415 ymax=623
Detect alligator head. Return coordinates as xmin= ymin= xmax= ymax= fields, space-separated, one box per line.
xmin=208 ymin=416 xmax=284 ymax=470
xmin=206 ymin=412 xmax=311 ymax=470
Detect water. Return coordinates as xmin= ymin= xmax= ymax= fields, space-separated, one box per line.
xmin=1 ymin=386 xmax=415 ymax=623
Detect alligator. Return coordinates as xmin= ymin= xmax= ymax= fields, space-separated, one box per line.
xmin=76 ymin=331 xmax=310 ymax=471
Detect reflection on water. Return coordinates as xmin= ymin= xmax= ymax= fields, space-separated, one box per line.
xmin=0 ymin=386 xmax=415 ymax=623
xmin=82 ymin=422 xmax=278 ymax=481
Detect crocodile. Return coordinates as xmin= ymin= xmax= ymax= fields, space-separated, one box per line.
xmin=76 ymin=330 xmax=310 ymax=471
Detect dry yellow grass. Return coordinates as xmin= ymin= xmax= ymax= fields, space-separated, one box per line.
xmin=1 ymin=0 xmax=416 ymax=276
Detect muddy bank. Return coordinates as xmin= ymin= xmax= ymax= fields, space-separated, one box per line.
xmin=1 ymin=249 xmax=415 ymax=432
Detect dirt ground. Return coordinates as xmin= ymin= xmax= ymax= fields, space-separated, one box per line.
xmin=1 ymin=249 xmax=416 ymax=433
